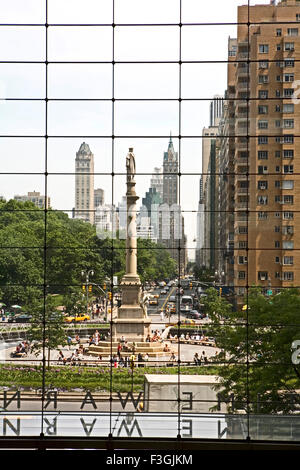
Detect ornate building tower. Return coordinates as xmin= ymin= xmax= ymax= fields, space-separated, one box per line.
xmin=75 ymin=142 xmax=95 ymax=224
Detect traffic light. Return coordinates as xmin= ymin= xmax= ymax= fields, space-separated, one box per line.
xmin=82 ymin=285 xmax=86 ymax=291
xmin=108 ymin=292 xmax=112 ymax=300
xmin=190 ymin=283 xmax=193 ymax=289
xmin=103 ymin=282 xmax=106 ymax=290
xmin=219 ymin=287 xmax=222 ymax=297
xmin=88 ymin=285 xmax=92 ymax=293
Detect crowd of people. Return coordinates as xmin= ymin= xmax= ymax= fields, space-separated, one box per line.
xmin=88 ymin=329 xmax=109 ymax=346
xmin=169 ymin=332 xmax=213 ymax=344
xmin=146 ymin=330 xmax=162 ymax=343
xmin=108 ymin=351 xmax=150 ymax=368
xmin=7 ymin=326 xmax=215 ymax=367
xmin=57 ymin=344 xmax=85 ymax=365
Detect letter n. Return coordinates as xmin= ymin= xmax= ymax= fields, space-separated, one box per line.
xmin=3 ymin=391 xmax=21 ymax=410
xmin=3 ymin=418 xmax=20 ymax=436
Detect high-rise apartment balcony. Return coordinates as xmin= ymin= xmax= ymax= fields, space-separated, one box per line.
xmin=236 ymin=101 xmax=248 ymax=113
xmin=237 ymin=65 xmax=250 ymax=77
xmin=237 ymin=81 xmax=249 ymax=91
xmin=237 ymin=52 xmax=249 ymax=60
xmin=236 ymin=202 xmax=248 ymax=209
xmin=234 ymin=158 xmax=249 ymax=167
xmin=235 ymin=140 xmax=248 ymax=150
xmin=236 ymin=128 xmax=248 ymax=137
xmin=236 ymin=186 xmax=249 ymax=195
xmin=235 ymin=116 xmax=248 ymax=128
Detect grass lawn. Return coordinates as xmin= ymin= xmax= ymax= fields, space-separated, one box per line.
xmin=0 ymin=363 xmax=219 ymax=392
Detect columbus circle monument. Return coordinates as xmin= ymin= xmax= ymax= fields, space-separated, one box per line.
xmin=88 ymin=148 xmax=165 ymax=357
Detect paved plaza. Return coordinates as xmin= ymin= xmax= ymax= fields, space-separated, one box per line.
xmin=0 ymin=335 xmax=219 ymax=366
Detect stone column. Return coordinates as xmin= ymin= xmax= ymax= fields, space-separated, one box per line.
xmin=112 ymin=148 xmax=151 ymax=342
xmin=125 ymin=149 xmax=139 ymax=279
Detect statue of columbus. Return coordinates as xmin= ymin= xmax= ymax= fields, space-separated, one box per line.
xmin=126 ymin=148 xmax=136 ymax=182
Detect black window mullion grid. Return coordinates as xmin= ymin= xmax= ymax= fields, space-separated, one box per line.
xmin=41 ymin=0 xmax=48 ymax=437
xmin=177 ymin=0 xmax=182 ymax=439
xmin=1 ymin=1 xmax=299 ymax=444
xmin=246 ymin=0 xmax=250 ymax=441
xmin=109 ymin=0 xmax=115 ymax=439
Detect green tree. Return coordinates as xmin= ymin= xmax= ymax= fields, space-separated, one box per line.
xmin=27 ymin=295 xmax=67 ymax=368
xmin=193 ymin=265 xmax=215 ymax=283
xmin=62 ymin=288 xmax=86 ymax=316
xmin=0 ymin=199 xmax=177 ymax=311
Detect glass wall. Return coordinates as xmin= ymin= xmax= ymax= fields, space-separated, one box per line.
xmin=1 ymin=0 xmax=300 ymax=444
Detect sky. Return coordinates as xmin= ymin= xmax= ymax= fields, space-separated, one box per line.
xmin=0 ymin=0 xmax=270 ymax=259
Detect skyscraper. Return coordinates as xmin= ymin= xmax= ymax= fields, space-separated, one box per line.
xmin=221 ymin=0 xmax=300 ymax=305
xmin=150 ymin=167 xmax=163 ymax=201
xmin=210 ymin=94 xmax=224 ymax=127
xmin=74 ymin=142 xmax=94 ymax=224
xmin=163 ymin=134 xmax=178 ymax=206
xmin=195 ymin=176 xmax=205 ymax=267
xmin=159 ymin=135 xmax=187 ymax=272
xmin=200 ymin=95 xmax=225 ymax=269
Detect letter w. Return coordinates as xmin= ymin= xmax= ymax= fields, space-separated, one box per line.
xmin=117 ymin=392 xmax=143 ymax=410
xmin=117 ymin=419 xmax=142 ymax=437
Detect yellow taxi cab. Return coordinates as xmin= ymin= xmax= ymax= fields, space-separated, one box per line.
xmin=64 ymin=313 xmax=90 ymax=323
xmin=153 ymin=294 xmax=160 ymax=299
xmin=169 ymin=319 xmax=195 ymax=326
xmin=149 ymin=299 xmax=158 ymax=306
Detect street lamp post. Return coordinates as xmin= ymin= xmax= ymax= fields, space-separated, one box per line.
xmin=89 ymin=280 xmax=110 ymax=322
xmin=81 ymin=269 xmax=94 ymax=317
xmin=214 ymin=270 xmax=225 ymax=296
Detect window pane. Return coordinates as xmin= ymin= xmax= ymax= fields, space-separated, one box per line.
xmin=48 ymin=64 xmax=112 ymax=99
xmin=0 ymin=27 xmax=45 ymax=61
xmin=115 ymin=0 xmax=180 ymax=24
xmin=115 ymin=64 xmax=179 ymax=99
xmin=0 ymin=64 xmax=45 ymax=98
xmin=114 ymin=101 xmax=178 ymax=136
xmin=0 ymin=0 xmax=45 ymax=23
xmin=48 ymin=27 xmax=112 ymax=62
xmin=48 ymin=0 xmax=112 ymax=24
xmin=0 ymin=101 xmax=45 ymax=135
xmin=114 ymin=26 xmax=179 ymax=62
xmin=47 ymin=101 xmax=112 ymax=136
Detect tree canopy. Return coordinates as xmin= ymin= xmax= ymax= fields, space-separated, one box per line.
xmin=204 ymin=287 xmax=300 ymax=414
xmin=0 ymin=199 xmax=177 ymax=309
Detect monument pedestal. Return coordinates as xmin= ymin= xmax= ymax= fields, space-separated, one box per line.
xmin=111 ymin=274 xmax=151 ymax=342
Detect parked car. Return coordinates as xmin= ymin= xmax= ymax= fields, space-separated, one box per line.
xmin=186 ymin=310 xmax=201 ymax=320
xmin=160 ymin=290 xmax=167 ymax=295
xmin=8 ymin=314 xmax=32 ymax=323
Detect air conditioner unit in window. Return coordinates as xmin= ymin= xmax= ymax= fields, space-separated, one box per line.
xmin=260 ymin=276 xmax=266 ymax=280
xmin=260 ymin=185 xmax=266 ymax=190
